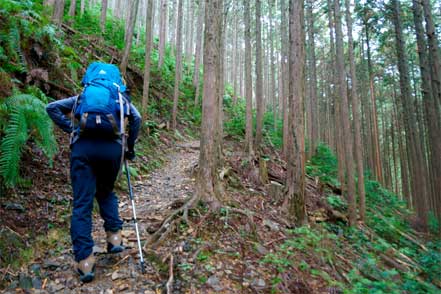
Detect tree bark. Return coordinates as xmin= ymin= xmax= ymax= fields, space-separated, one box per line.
xmin=269 ymin=0 xmax=276 ymax=127
xmin=413 ymin=0 xmax=441 ymax=223
xmin=391 ymin=0 xmax=429 ymax=224
xmin=100 ymin=0 xmax=108 ymax=32
xmin=52 ymin=0 xmax=65 ymax=26
xmin=334 ymin=0 xmax=357 ymax=226
xmin=344 ymin=0 xmax=365 ymax=222
xmin=198 ymin=0 xmax=223 ymax=210
xmin=422 ymin=0 xmax=441 ymax=111
xmin=255 ymin=0 xmax=264 ymax=151
xmin=69 ymin=0 xmax=76 ymax=17
xmin=120 ymin=0 xmax=140 ymax=76
xmin=158 ymin=0 xmax=168 ymax=68
xmin=244 ymin=0 xmax=254 ymax=157
xmin=80 ymin=0 xmax=86 ymax=15
xmin=142 ymin=0 xmax=155 ymax=121
xmin=364 ymin=19 xmax=383 ymax=183
xmin=306 ymin=0 xmax=318 ymax=157
xmin=193 ymin=0 xmax=205 ymax=105
xmin=280 ymin=0 xmax=289 ymax=159
xmin=286 ymin=0 xmax=306 ymax=226
xmin=172 ymin=0 xmax=184 ymax=130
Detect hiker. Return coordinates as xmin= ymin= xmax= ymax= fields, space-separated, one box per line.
xmin=46 ymin=62 xmax=141 ymax=283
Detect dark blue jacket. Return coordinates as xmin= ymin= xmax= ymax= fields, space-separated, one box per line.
xmin=46 ymin=96 xmax=141 ymax=152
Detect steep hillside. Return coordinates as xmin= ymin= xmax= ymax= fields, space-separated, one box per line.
xmin=0 ymin=1 xmax=439 ymax=294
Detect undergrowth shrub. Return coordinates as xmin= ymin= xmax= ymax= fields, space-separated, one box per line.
xmin=0 ymin=94 xmax=57 ymax=187
xmin=307 ymin=143 xmax=339 ymax=186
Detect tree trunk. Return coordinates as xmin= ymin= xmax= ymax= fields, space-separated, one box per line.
xmin=422 ymin=0 xmax=441 ymax=111
xmin=142 ymin=0 xmax=155 ymax=121
xmin=255 ymin=0 xmax=264 ymax=151
xmin=69 ymin=0 xmax=76 ymax=17
xmin=80 ymin=0 xmax=86 ymax=15
xmin=345 ymin=0 xmax=365 ymax=222
xmin=232 ymin=8 xmax=239 ymax=104
xmin=193 ymin=0 xmax=205 ymax=105
xmin=413 ymin=0 xmax=441 ymax=224
xmin=198 ymin=0 xmax=223 ymax=210
xmin=269 ymin=0 xmax=276 ymax=127
xmin=158 ymin=0 xmax=168 ymax=68
xmin=120 ymin=0 xmax=140 ymax=76
xmin=100 ymin=0 xmax=108 ymax=32
xmin=52 ymin=0 xmax=65 ymax=26
xmin=307 ymin=0 xmax=318 ymax=158
xmin=334 ymin=0 xmax=357 ymax=226
xmin=286 ymin=0 xmax=306 ymax=226
xmin=392 ymin=0 xmax=429 ymax=224
xmin=280 ymin=0 xmax=289 ymax=159
xmin=244 ymin=0 xmax=254 ymax=157
xmin=172 ymin=0 xmax=184 ymax=130
xmin=364 ymin=20 xmax=383 ymax=183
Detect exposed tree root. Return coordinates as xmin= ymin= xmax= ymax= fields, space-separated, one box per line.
xmin=143 ymin=192 xmax=200 ymax=250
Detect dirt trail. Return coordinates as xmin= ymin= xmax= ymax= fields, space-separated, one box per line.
xmin=6 ymin=140 xmax=200 ymax=294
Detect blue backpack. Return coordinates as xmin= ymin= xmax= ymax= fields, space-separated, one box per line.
xmin=73 ymin=62 xmax=130 ymax=138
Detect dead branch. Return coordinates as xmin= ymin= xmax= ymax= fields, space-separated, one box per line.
xmin=166 ymin=254 xmax=174 ymax=294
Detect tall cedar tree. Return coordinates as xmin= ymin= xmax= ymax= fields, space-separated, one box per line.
xmin=142 ymin=0 xmax=155 ymax=121
xmin=193 ymin=0 xmax=205 ymax=105
xmin=345 ymin=0 xmax=366 ymax=222
xmin=100 ymin=0 xmax=108 ymax=31
xmin=281 ymin=0 xmax=289 ymax=159
xmin=158 ymin=0 xmax=168 ymax=68
xmin=69 ymin=0 xmax=76 ymax=17
xmin=363 ymin=13 xmax=383 ymax=184
xmin=286 ymin=0 xmax=306 ymax=226
xmin=198 ymin=0 xmax=223 ymax=210
xmin=255 ymin=0 xmax=264 ymax=151
xmin=52 ymin=0 xmax=65 ymax=26
xmin=120 ymin=0 xmax=140 ymax=76
xmin=172 ymin=0 xmax=184 ymax=130
xmin=412 ymin=0 xmax=441 ymax=223
xmin=334 ymin=0 xmax=357 ymax=225
xmin=307 ymin=0 xmax=318 ymax=158
xmin=244 ymin=0 xmax=254 ymax=157
xmin=391 ymin=0 xmax=429 ymax=224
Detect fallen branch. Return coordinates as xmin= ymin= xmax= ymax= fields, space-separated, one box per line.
xmin=166 ymin=254 xmax=174 ymax=294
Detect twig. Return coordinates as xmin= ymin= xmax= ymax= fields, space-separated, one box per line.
xmin=112 ymin=255 xmax=130 ymax=268
xmin=166 ymin=254 xmax=174 ymax=294
xmin=264 ymin=236 xmax=286 ymax=247
xmin=42 ymin=278 xmax=48 ymax=290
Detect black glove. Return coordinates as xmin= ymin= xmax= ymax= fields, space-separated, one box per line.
xmin=125 ymin=150 xmax=136 ymax=161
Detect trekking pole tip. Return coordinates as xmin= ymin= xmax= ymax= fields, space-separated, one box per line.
xmin=140 ymin=261 xmax=146 ymax=274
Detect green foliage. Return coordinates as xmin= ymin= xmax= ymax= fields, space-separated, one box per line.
xmin=0 ymin=94 xmax=57 ymax=187
xmin=327 ymin=195 xmax=347 ymax=210
xmin=307 ymin=143 xmax=339 ymax=186
xmin=224 ymin=99 xmax=247 ymax=138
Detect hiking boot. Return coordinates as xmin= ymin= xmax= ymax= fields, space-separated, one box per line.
xmin=106 ymin=230 xmax=124 ymax=253
xmin=76 ymin=254 xmax=95 ymax=283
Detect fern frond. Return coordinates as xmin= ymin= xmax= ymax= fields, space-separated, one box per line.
xmin=0 ymin=94 xmax=58 ymax=186
xmin=0 ymin=107 xmax=28 ymax=187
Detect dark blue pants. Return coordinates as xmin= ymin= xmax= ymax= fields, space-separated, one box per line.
xmin=70 ymin=138 xmax=123 ymax=262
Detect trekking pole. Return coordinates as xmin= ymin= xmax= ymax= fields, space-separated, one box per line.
xmin=124 ymin=160 xmax=146 ymax=274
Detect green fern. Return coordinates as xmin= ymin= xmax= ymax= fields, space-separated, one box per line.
xmin=0 ymin=94 xmax=57 ymax=187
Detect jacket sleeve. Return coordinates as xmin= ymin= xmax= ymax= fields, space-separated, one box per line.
xmin=127 ymin=103 xmax=141 ymax=152
xmin=46 ymin=97 xmax=77 ymax=134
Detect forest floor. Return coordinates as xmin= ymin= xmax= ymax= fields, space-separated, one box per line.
xmin=2 ymin=139 xmax=200 ymax=293
xmin=2 ymin=137 xmax=338 ymax=294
